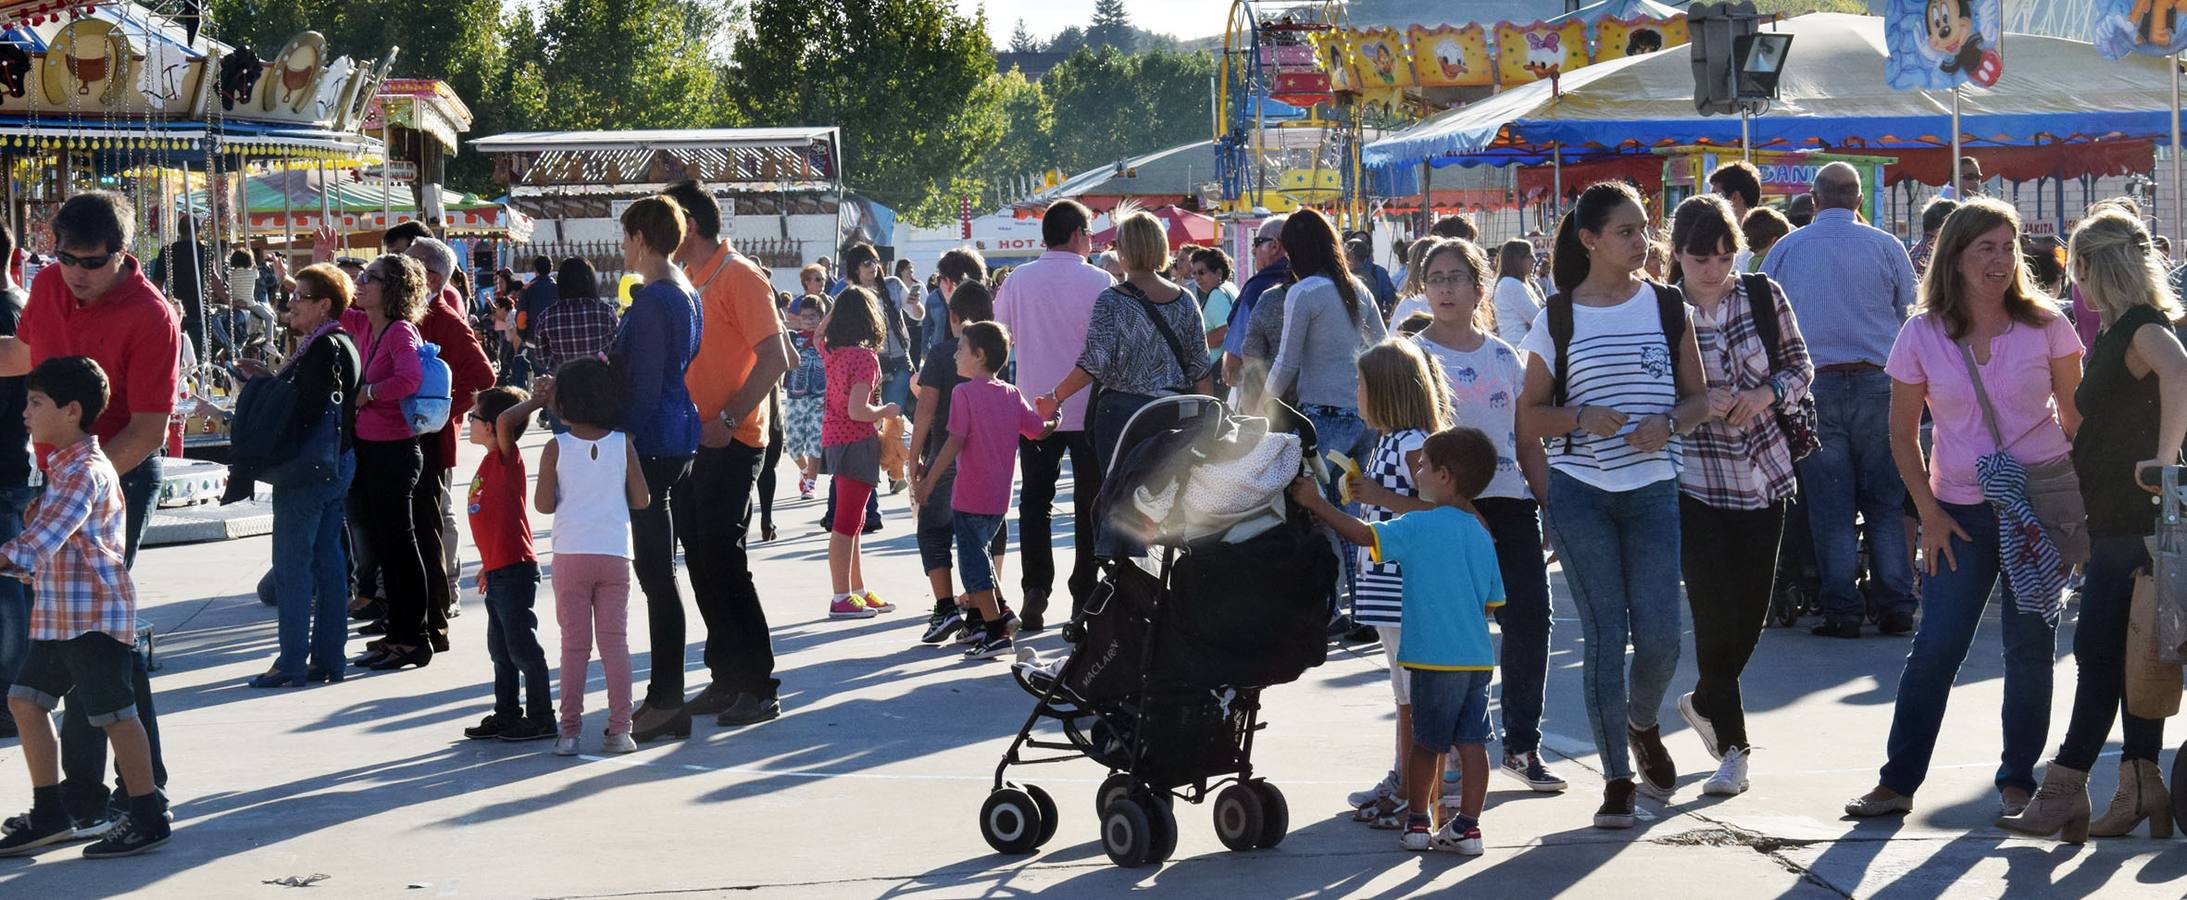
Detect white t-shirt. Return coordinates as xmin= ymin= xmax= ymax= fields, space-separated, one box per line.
xmin=1386 ymin=293 xmax=1430 ymax=331
xmin=1493 ymin=277 xmax=1543 ymax=347
xmin=1413 ymin=332 xmax=1530 ymax=500
xmin=1516 ymin=284 xmax=1683 ymax=492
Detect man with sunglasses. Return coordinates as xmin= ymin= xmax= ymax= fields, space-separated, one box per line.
xmin=0 ymin=190 xmax=178 ymax=836
xmin=1218 ymin=215 xmax=1291 ymax=391
xmin=1937 ymin=156 xmax=1984 ymax=201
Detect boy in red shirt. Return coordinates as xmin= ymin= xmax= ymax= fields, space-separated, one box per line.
xmin=461 ymin=386 xmax=551 ymax=742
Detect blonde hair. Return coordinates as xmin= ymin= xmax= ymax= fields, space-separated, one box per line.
xmin=1918 ymin=198 xmax=2057 ymax=340
xmin=1109 ymin=204 xmax=1170 ymax=274
xmin=1356 ymin=339 xmax=1453 ymax=435
xmin=2071 ymin=209 xmax=2181 ymax=325
xmin=1401 ymin=236 xmax=1495 ymax=333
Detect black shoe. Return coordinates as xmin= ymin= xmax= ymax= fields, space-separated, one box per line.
xmin=630 ymin=702 xmax=693 ymax=743
xmin=921 ymin=606 xmax=966 ymax=644
xmin=357 ymin=621 xmax=387 ymax=636
xmin=305 ymin=665 xmax=344 ymax=685
xmin=683 ymin=685 xmax=737 ymax=717
xmin=1344 ymin=623 xmax=1379 ymax=644
xmin=0 ymin=809 xmax=73 ymax=856
xmin=429 ymin=634 xmax=451 ymax=653
xmin=495 ymin=717 xmax=556 ymax=742
xmin=1628 ymin=724 xmax=1677 ymax=799
xmin=348 ymin=598 xmax=387 ymax=621
xmin=463 ymin=714 xmax=510 ymax=740
xmin=366 ymin=644 xmax=433 ymax=671
xmin=1326 ymin=613 xmax=1356 ymax=638
xmin=1810 ymin=620 xmax=1862 ymax=639
xmin=717 ymin=693 xmax=780 ymax=727
xmin=1594 ymin=779 xmax=1638 ymax=829
xmin=1016 ymin=612 xmax=1045 ymax=635
xmin=81 ymin=817 xmax=170 ymax=859
xmin=862 ymin=516 xmax=882 ymax=535
xmin=1878 ymin=610 xmax=1916 ymax=635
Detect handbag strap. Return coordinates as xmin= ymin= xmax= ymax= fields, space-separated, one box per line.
xmin=1954 ymin=339 xmax=2011 ymax=453
xmin=1117 ymin=282 xmax=1196 ymax=391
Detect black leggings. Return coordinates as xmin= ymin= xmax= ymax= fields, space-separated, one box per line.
xmin=351 ymin=437 xmax=431 ymax=644
xmin=1678 ymin=494 xmax=1785 ymax=752
xmin=758 ymin=392 xmax=783 ymax=530
xmin=635 ymin=455 xmax=694 ymax=705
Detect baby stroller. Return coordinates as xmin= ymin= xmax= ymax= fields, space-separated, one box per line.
xmin=975 ymin=395 xmax=1339 ymax=868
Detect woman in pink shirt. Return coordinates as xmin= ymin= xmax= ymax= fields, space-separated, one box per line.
xmin=343 ymin=255 xmax=435 ymax=672
xmin=1846 ymin=199 xmax=2084 ymax=821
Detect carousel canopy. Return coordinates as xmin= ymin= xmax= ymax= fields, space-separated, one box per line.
xmin=364 ymin=78 xmax=472 ymax=155
xmin=184 ymin=168 xmax=532 ymax=240
xmin=473 ymin=127 xmax=843 ymax=197
xmin=1544 ymin=0 xmax=1682 ymax=25
xmin=1364 ymin=13 xmax=2177 ymax=171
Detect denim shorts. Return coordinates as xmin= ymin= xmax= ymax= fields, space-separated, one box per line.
xmin=1408 ymin=667 xmax=1493 ymax=749
xmin=9 ymin=633 xmax=138 ymax=724
xmin=953 ymin=512 xmax=1006 ymax=594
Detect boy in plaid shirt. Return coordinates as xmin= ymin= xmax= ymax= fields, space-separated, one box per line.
xmin=0 ymin=357 xmax=167 ymax=858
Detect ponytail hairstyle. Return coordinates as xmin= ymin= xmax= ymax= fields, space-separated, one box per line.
xmin=1355 ymin=338 xmax=1454 ymax=435
xmin=1665 ymin=194 xmax=1744 ymax=284
xmin=2070 ymin=209 xmax=2181 ymax=325
xmin=1552 ymin=181 xmax=1648 ymax=293
xmin=1279 ymin=208 xmax=1362 ymax=319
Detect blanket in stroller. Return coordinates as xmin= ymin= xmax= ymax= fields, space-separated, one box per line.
xmin=1063 ymin=519 xmax=1337 ymax=704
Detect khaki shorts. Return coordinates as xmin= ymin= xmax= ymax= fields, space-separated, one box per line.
xmin=1377 ymin=626 xmax=1410 ymax=706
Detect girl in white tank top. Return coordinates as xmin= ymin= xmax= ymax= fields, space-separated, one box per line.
xmin=534 ymin=360 xmax=652 ymax=754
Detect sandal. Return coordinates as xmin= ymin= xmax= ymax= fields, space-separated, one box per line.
xmin=367 ymin=644 xmax=433 ymax=671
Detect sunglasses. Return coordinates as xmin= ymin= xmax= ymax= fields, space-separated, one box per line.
xmin=55 ymin=250 xmax=115 ymax=269
xmin=357 ymin=268 xmax=382 ymax=287
xmin=1252 ymin=237 xmax=1275 ymax=248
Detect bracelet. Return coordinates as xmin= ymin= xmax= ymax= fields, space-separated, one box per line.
xmin=1768 ymin=380 xmax=1785 ymax=404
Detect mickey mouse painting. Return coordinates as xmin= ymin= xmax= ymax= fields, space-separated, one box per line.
xmin=1924 ymin=0 xmax=2001 ymax=85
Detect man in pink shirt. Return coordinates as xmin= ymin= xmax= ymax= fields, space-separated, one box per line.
xmin=992 ymin=200 xmax=1112 ymax=631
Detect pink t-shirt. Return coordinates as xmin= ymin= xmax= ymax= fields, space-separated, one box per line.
xmin=822 ymin=344 xmax=880 ymax=447
xmin=947 ymin=378 xmax=1049 ymax=516
xmin=1884 ymin=310 xmax=2084 ymax=506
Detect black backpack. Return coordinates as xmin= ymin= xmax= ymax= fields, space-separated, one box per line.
xmin=1546 ymin=281 xmax=1688 ymax=451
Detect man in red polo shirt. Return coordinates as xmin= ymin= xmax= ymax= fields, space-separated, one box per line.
xmin=0 ymin=190 xmax=177 ymax=832
xmin=401 ymin=237 xmax=493 ymax=652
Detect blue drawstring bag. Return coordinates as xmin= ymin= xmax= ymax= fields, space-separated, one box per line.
xmin=405 ymin=341 xmax=453 ymax=435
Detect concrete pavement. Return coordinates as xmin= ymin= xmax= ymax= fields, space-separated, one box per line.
xmin=0 ymin=434 xmax=2182 ymax=898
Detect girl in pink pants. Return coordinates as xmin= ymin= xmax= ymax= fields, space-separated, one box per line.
xmin=532 ymin=360 xmax=653 ymax=756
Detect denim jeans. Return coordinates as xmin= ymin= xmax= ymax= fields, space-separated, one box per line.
xmin=0 ymin=485 xmax=37 ymax=715
xmin=1301 ymin=404 xmax=1372 ymax=614
xmin=880 ymin=359 xmax=913 ymax=412
xmin=484 ymin=561 xmax=551 ymax=722
xmin=60 ymin=456 xmax=166 ymax=817
xmin=1797 ymin=369 xmax=1915 ymax=622
xmin=1478 ymin=497 xmax=1552 ymax=756
xmin=1877 ymin=501 xmax=2055 ymax=797
xmin=270 ymin=451 xmax=357 ymax=680
xmin=2054 ymin=535 xmax=2166 ymax=770
xmin=953 ymin=512 xmax=1006 ymax=594
xmin=1542 ymin=470 xmax=1683 ymax=782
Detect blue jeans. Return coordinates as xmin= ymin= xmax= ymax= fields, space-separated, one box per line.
xmin=1798 ymin=368 xmax=1914 ymax=622
xmin=484 ymin=561 xmax=551 ymax=722
xmin=953 ymin=512 xmax=1006 ymax=594
xmin=1877 ymin=501 xmax=2054 ymax=797
xmin=1478 ymin=497 xmax=1552 ymax=756
xmin=0 ymin=485 xmax=38 ymax=714
xmin=880 ymin=359 xmax=913 ymax=411
xmin=1542 ymin=470 xmax=1683 ymax=782
xmin=1301 ymin=404 xmax=1372 ymax=613
xmin=2055 ymin=535 xmax=2167 ymax=770
xmin=270 ymin=451 xmax=357 ymax=679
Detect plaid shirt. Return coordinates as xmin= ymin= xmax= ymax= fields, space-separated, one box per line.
xmin=1681 ymin=278 xmax=1814 ymax=511
xmin=7 ymin=436 xmax=134 ymax=641
xmin=534 ymin=296 xmax=620 ymax=375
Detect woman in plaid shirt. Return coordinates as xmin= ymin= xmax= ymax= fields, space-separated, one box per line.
xmin=1666 ymin=195 xmax=1814 ymax=800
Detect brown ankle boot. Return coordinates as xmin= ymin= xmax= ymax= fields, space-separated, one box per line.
xmin=1999 ymin=762 xmax=2090 ymax=843
xmin=2092 ymin=758 xmax=2172 ymax=838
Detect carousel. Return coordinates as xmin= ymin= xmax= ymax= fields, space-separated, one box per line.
xmin=0 ymin=0 xmax=388 ymax=533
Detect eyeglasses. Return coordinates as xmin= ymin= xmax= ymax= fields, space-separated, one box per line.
xmin=1252 ymin=237 xmax=1275 ymax=248
xmin=356 ymin=269 xmax=382 ymax=287
xmin=1422 ymin=274 xmax=1473 ymax=287
xmin=55 ymin=250 xmax=115 ymax=269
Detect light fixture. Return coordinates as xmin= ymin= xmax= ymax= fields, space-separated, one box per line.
xmin=1733 ymin=33 xmax=1792 ymax=101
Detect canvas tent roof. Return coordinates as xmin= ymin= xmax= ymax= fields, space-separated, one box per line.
xmin=1364 ymin=13 xmax=2175 ymax=172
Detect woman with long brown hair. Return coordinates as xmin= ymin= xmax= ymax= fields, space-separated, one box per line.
xmin=1847 ymin=198 xmax=2083 ymax=821
xmin=345 ymin=254 xmax=436 ymax=671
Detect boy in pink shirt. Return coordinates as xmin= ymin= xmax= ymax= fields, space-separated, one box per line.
xmin=914 ymin=322 xmax=1057 ymax=660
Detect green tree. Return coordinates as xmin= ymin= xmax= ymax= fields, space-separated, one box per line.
xmin=1047 ymin=25 xmax=1086 ymax=54
xmin=1007 ymin=19 xmax=1041 ymax=54
xmin=729 ymin=0 xmax=997 ymax=224
xmin=1042 ymin=47 xmax=1212 ymax=177
xmin=1088 ymin=0 xmax=1133 ymax=52
xmin=961 ymin=67 xmax=1054 ymax=209
xmin=533 ymin=0 xmax=732 ymax=131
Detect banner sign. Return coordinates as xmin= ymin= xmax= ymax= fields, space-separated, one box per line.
xmin=1885 ymin=0 xmax=2004 ymax=90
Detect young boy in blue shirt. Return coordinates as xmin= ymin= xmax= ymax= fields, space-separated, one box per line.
xmin=1292 ymin=426 xmax=1502 ymax=856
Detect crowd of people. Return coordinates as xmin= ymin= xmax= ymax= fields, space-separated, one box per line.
xmin=0 ymin=153 xmax=2180 ymax=862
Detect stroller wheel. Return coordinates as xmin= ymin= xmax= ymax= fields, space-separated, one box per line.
xmin=1025 ymin=784 xmax=1060 ymax=849
xmin=1095 ymin=773 xmax=1135 ymax=822
xmin=1212 ymin=783 xmax=1268 ymax=852
xmin=978 ymin=787 xmax=1045 ymax=855
xmin=2174 ymin=741 xmax=2187 ymax=834
xmin=1248 ymin=780 xmax=1289 ymax=849
xmin=1100 ymin=796 xmax=1155 ymax=868
xmin=1144 ymin=792 xmax=1179 ymax=865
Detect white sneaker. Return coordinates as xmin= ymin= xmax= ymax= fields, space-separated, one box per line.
xmin=602 ymin=731 xmax=638 ymax=754
xmin=1678 ymin=692 xmax=1722 ymax=761
xmin=1399 ymin=823 xmax=1433 ymax=851
xmin=1432 ymin=818 xmax=1484 ymax=856
xmin=1704 ymin=747 xmax=1749 ymax=796
xmin=553 ymin=735 xmax=580 ymax=757
xmin=1348 ymin=769 xmax=1399 ymax=809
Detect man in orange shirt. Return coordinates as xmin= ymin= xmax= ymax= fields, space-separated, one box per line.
xmin=660 ymin=180 xmax=794 ymax=731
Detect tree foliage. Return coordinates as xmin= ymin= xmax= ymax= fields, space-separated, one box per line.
xmin=1040 ymin=47 xmax=1212 ymax=177
xmin=727 ymin=0 xmax=997 ymax=225
xmin=1088 ymin=0 xmax=1133 ymax=53
xmin=1007 ymin=19 xmax=1041 ymax=54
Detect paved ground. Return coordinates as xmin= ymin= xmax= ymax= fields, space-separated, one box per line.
xmin=2 ymin=434 xmax=2184 ymax=898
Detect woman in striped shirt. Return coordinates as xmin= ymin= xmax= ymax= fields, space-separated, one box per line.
xmin=1518 ymin=182 xmax=1710 ymax=829
xmin=1665 ymin=195 xmax=1814 ymax=800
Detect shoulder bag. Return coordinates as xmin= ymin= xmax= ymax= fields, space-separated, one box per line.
xmin=1741 ymin=273 xmax=1820 ymax=460
xmin=1956 ymin=339 xmax=2090 ymax=570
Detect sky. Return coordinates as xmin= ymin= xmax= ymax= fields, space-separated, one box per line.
xmin=961 ymin=0 xmax=1234 ymax=48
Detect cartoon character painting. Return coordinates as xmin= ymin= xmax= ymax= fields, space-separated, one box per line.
xmin=1495 ymin=21 xmax=1589 ymax=85
xmin=1407 ymin=24 xmax=1491 ymax=87
xmin=1886 ymin=0 xmax=2003 ymax=90
xmin=2093 ymin=0 xmax=2187 ymax=59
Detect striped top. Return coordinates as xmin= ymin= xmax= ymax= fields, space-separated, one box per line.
xmin=1353 ymin=428 xmax=1426 ymax=628
xmin=1517 ymin=284 xmax=1683 ymax=492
